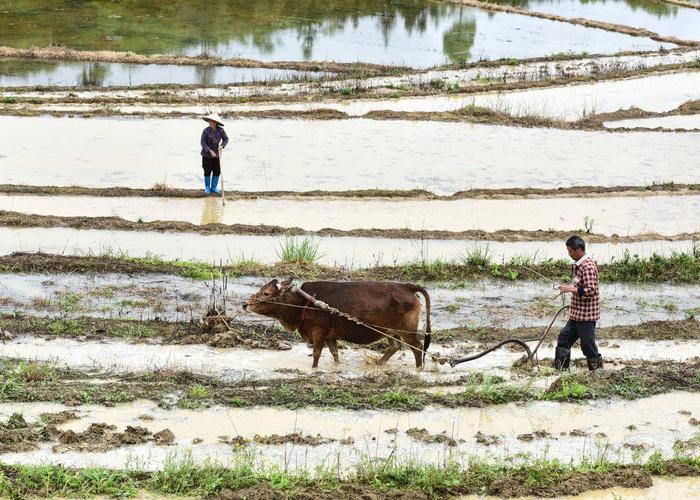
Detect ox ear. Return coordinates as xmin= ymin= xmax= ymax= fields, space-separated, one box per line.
xmin=280 ymin=277 xmax=294 ymax=290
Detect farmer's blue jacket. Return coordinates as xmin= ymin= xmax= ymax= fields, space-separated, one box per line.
xmin=200 ymin=126 xmax=229 ymax=157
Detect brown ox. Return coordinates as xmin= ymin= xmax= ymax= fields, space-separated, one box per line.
xmin=243 ymin=279 xmax=431 ymax=368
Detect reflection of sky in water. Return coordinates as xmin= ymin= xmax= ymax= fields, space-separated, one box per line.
xmin=168 ymin=10 xmax=671 ymax=67
xmin=0 ymin=5 xmax=674 ymax=72
xmin=0 ymin=61 xmax=328 ymax=87
xmin=490 ymin=0 xmax=700 ymax=41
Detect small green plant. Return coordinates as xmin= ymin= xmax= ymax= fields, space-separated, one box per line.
xmin=460 ymin=245 xmax=492 ymax=268
xmin=340 ymin=87 xmax=352 ymax=96
xmin=276 ymin=234 xmax=324 ymax=265
xmin=389 ymin=92 xmax=401 ymax=98
xmin=3 ymin=96 xmax=17 ymax=104
xmin=428 ymin=78 xmax=445 ymax=89
xmin=444 ymin=303 xmax=460 ymax=314
xmin=187 ymin=384 xmax=209 ymax=400
xmin=56 ymin=291 xmax=82 ymax=315
xmin=583 ymin=216 xmax=594 ymax=234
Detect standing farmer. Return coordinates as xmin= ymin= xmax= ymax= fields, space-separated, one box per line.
xmin=556 ymin=235 xmax=604 ymax=372
xmin=200 ymin=113 xmax=228 ymax=195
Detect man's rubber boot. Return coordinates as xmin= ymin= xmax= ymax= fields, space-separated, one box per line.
xmin=587 ymin=356 xmax=603 ymax=372
xmin=204 ymin=176 xmax=211 ymax=194
xmin=554 ymin=347 xmax=571 ymax=371
xmin=211 ymin=175 xmax=221 ymax=195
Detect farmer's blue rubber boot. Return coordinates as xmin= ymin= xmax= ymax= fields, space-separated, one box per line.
xmin=211 ymin=176 xmax=221 ymax=195
xmin=204 ymin=176 xmax=211 ymax=194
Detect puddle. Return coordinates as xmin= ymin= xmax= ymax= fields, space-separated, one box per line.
xmin=605 ymin=114 xmax=700 ymax=130
xmin=0 ymin=59 xmax=330 ymax=88
xmin=0 ymin=2 xmax=668 ymax=69
xmin=1 ymin=273 xmax=697 ymax=329
xmin=2 ymin=193 xmax=699 ymax=236
xmin=1 ymin=227 xmax=697 ymax=268
xmin=491 ymin=0 xmax=700 ymax=41
xmin=2 ymin=117 xmax=699 ymax=193
xmin=2 ymin=392 xmax=699 ymax=471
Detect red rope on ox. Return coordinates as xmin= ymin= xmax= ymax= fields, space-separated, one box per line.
xmin=299 ymin=297 xmax=313 ymax=327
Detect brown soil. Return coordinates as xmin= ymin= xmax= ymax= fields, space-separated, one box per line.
xmin=2 ymin=209 xmax=697 ymax=244
xmin=0 ymin=413 xmax=56 ymax=453
xmin=39 ymin=410 xmax=81 ymax=425
xmin=253 ymin=433 xmax=334 ymax=446
xmin=53 ymin=423 xmax=174 ymax=453
xmin=488 ymin=468 xmax=653 ymax=497
xmin=444 ymin=0 xmax=700 ymax=47
xmin=0 ymin=46 xmax=400 ymax=76
xmin=475 ymin=431 xmax=501 ymax=445
xmin=516 ymin=430 xmax=550 ymax=441
xmin=406 ymin=427 xmax=461 ymax=446
xmin=213 ymin=484 xmax=428 ymax=499
xmin=3 ymin=183 xmax=699 ymax=200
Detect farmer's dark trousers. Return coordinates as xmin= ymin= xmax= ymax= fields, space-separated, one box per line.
xmin=202 ymin=156 xmax=221 ymax=177
xmin=555 ymin=320 xmax=601 ymax=370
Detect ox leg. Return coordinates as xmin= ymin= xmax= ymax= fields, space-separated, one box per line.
xmin=326 ymin=339 xmax=340 ymax=363
xmin=403 ymin=334 xmax=424 ymax=369
xmin=376 ymin=337 xmax=401 ymax=365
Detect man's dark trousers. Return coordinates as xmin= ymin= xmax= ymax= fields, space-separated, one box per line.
xmin=555 ymin=320 xmax=601 ymax=370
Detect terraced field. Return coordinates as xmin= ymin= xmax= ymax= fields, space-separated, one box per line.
xmin=1 ymin=0 xmax=700 ymax=498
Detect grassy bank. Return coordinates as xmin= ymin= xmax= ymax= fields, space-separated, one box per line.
xmin=3 ymin=248 xmax=700 ymax=284
xmin=0 ymin=453 xmax=699 ymax=498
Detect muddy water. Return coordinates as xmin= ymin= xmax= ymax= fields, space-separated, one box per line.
xmin=0 ymin=59 xmax=330 ymax=88
xmin=4 ymin=334 xmax=700 ymax=383
xmin=0 ymin=2 xmax=668 ymax=69
xmin=490 ymin=0 xmax=700 ymax=41
xmin=2 ymin=392 xmax=700 ymax=471
xmin=1 ymin=273 xmax=697 ymax=329
xmin=17 ymin=71 xmax=700 ymax=120
xmin=1 ymin=227 xmax=697 ymax=268
xmin=3 ymin=193 xmax=699 ymax=236
xmin=605 ymin=114 xmax=700 ymax=130
xmin=2 ymin=117 xmax=699 ymax=192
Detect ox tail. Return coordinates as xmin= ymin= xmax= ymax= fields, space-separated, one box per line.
xmin=409 ymin=284 xmax=432 ymax=363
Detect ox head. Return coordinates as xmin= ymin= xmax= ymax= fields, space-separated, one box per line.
xmin=242 ymin=278 xmax=294 ymax=314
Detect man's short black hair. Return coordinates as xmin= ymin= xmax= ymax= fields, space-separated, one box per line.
xmin=566 ymin=235 xmax=586 ymax=251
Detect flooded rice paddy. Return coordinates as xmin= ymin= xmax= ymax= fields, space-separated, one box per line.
xmin=3 ymin=117 xmax=699 ymax=192
xmin=0 ymin=59 xmax=330 ymax=88
xmin=2 ymin=193 xmax=699 ymax=236
xmin=11 ymin=70 xmax=700 ymax=120
xmin=491 ymin=0 xmax=700 ymax=41
xmin=1 ymin=227 xmax=696 ymax=267
xmin=605 ymin=113 xmax=700 ymax=130
xmin=1 ymin=273 xmax=695 ymax=328
xmin=1 ymin=391 xmax=699 ymax=470
xmin=0 ymin=1 xmax=671 ymax=69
